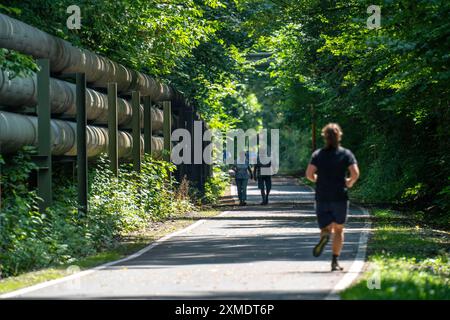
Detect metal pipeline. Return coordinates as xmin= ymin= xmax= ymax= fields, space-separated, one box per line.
xmin=0 ymin=13 xmax=185 ymax=102
xmin=0 ymin=70 xmax=164 ymax=131
xmin=0 ymin=111 xmax=163 ymax=158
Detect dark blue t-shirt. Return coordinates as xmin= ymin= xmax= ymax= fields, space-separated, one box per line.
xmin=310 ymin=147 xmax=357 ymax=202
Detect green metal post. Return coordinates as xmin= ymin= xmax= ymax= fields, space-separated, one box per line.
xmin=36 ymin=59 xmax=52 ymax=212
xmin=172 ymin=100 xmax=183 ymax=182
xmin=163 ymin=101 xmax=172 ymax=162
xmin=76 ymin=73 xmax=88 ymax=215
xmin=143 ymin=96 xmax=153 ymax=155
xmin=132 ymin=91 xmax=141 ymax=172
xmin=107 ymin=83 xmax=118 ymax=177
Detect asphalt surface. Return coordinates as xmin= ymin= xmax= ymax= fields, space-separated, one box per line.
xmin=5 ymin=177 xmax=369 ymax=299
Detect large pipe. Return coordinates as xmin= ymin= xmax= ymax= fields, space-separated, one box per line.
xmin=0 ymin=111 xmax=163 ymax=158
xmin=0 ymin=70 xmax=164 ymax=131
xmin=0 ymin=13 xmax=184 ymax=102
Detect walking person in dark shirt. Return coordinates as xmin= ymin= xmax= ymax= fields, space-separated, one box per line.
xmin=253 ymin=146 xmax=272 ymax=205
xmin=306 ymin=123 xmax=360 ymax=271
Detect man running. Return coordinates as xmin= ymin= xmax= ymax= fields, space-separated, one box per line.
xmin=305 ymin=123 xmax=360 ymax=271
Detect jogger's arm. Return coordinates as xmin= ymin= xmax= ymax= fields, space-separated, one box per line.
xmin=346 ymin=164 xmax=360 ymax=188
xmin=306 ymin=164 xmax=318 ymax=183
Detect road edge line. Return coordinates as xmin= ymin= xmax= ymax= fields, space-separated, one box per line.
xmin=0 ymin=210 xmax=232 ymax=299
xmin=325 ymin=205 xmax=372 ymax=300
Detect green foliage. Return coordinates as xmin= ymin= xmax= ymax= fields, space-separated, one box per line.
xmin=341 ymin=209 xmax=449 ymax=299
xmin=0 ymin=151 xmax=194 ymax=278
xmin=437 ymin=178 xmax=450 ymax=218
xmin=203 ymin=166 xmax=230 ymax=204
xmin=0 ymin=49 xmax=37 ymax=78
xmin=1 ymin=0 xmax=447 ymax=285
xmin=277 ymin=129 xmax=311 ymax=174
xmin=0 ymin=4 xmax=37 ymax=76
xmin=89 ymin=156 xmax=194 ymax=235
xmin=3 ymin=0 xmax=447 ymax=213
xmin=0 ymin=148 xmax=45 ymax=276
xmin=2 ymin=0 xmax=220 ymax=76
xmin=0 ymin=0 xmax=269 ymax=132
xmin=250 ymin=0 xmax=450 ymax=215
xmin=0 ymin=1 xmax=255 ymax=278
xmin=342 ymin=254 xmax=450 ymax=300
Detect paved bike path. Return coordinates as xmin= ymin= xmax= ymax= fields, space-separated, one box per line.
xmin=2 ymin=178 xmax=370 ymax=299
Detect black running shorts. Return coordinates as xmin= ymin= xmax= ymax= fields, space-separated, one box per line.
xmin=315 ymin=201 xmax=349 ymax=229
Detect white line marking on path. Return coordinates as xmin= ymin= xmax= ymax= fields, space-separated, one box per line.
xmin=325 ymin=205 xmax=371 ymax=300
xmin=232 ymin=180 xmax=372 ymax=300
xmin=1 ymin=181 xmax=371 ymax=299
xmin=0 ymin=211 xmax=232 ymax=299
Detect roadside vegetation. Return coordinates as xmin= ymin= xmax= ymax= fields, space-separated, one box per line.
xmin=0 ymin=0 xmax=448 ymax=299
xmin=2 ymin=1 xmax=448 ymax=218
xmin=0 ymin=0 xmax=232 ymax=283
xmin=0 ymin=148 xmax=226 ymax=280
xmin=0 ymin=208 xmax=220 ymax=294
xmin=341 ymin=209 xmax=449 ymax=300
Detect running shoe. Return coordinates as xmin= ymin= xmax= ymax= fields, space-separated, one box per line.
xmin=313 ymin=234 xmax=330 ymax=257
xmin=331 ymin=259 xmax=344 ymax=271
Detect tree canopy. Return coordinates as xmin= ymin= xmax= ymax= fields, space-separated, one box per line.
xmin=1 ymin=0 xmax=449 ymax=218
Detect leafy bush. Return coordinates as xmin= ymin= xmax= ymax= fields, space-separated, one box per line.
xmin=0 ymin=151 xmax=195 ymax=278
xmin=203 ymin=165 xmax=230 ymax=204
xmin=89 ymin=155 xmax=194 ymax=235
xmin=0 ymin=148 xmax=45 ymax=276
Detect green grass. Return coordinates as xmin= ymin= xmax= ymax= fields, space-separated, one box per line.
xmin=341 ymin=209 xmax=450 ymax=300
xmin=298 ymin=177 xmax=314 ymax=189
xmin=0 ymin=210 xmax=219 ymax=295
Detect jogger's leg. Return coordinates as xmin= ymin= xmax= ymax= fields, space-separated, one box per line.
xmin=331 ymin=223 xmax=344 ymax=256
xmin=313 ymin=224 xmax=331 ymax=257
xmin=331 ymin=223 xmax=345 ymax=271
xmin=321 ymin=224 xmax=332 ymax=237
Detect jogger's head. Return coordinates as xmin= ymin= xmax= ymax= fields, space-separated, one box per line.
xmin=321 ymin=123 xmax=343 ymax=149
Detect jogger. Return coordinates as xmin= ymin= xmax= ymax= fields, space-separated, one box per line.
xmin=306 ymin=123 xmax=360 ymax=271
